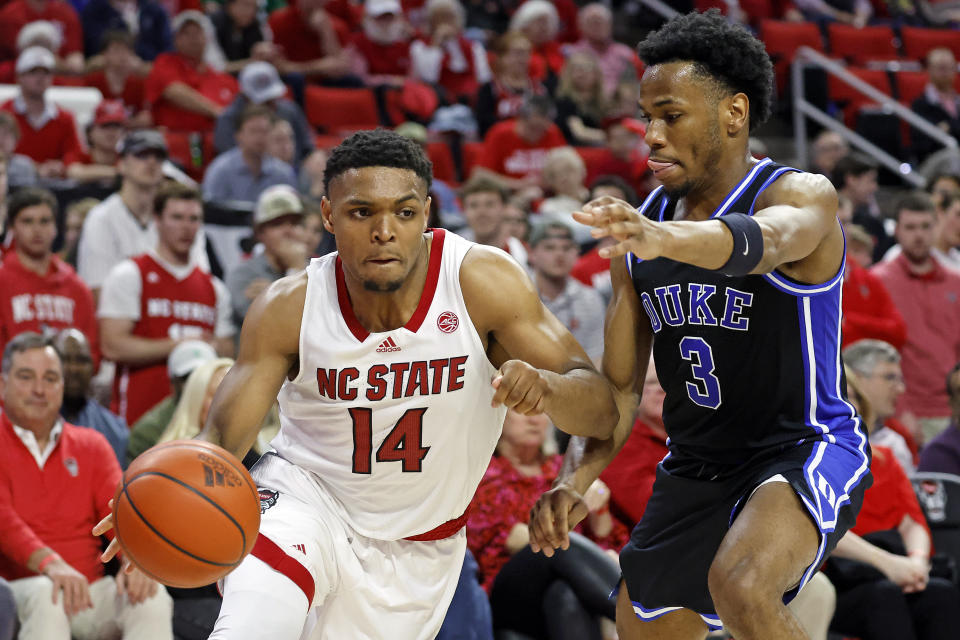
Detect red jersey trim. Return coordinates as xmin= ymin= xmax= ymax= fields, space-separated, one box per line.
xmin=403 ymin=509 xmax=467 ymax=541
xmin=250 ymin=534 xmax=315 ymax=605
xmin=335 ymin=229 xmax=446 ymax=343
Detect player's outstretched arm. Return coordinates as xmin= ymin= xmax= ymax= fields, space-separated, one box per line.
xmin=197 ymin=273 xmax=305 ymax=459
xmin=529 ymin=256 xmax=653 ymax=556
xmin=574 ymin=172 xmax=843 ymax=284
xmin=461 ymin=246 xmax=618 ymax=438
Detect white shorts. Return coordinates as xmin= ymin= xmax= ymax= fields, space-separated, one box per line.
xmin=221 ymin=453 xmax=466 ymax=640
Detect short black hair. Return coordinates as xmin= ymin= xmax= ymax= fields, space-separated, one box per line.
xmin=894 ymin=191 xmax=936 ymax=221
xmin=7 ymin=187 xmax=58 ymax=225
xmin=636 ymin=9 xmax=773 ymax=129
xmin=588 ymin=174 xmax=638 ymax=207
xmin=833 ymin=153 xmax=878 ymax=186
xmin=323 ymin=129 xmax=432 ymax=196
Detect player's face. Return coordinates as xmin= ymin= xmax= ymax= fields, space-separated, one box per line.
xmin=638 ymin=62 xmax=728 ymax=198
xmin=323 ymin=167 xmax=430 ymax=292
xmin=895 ymin=209 xmax=936 ymax=263
xmin=0 ymin=347 xmax=64 ymax=431
xmin=156 ymin=198 xmax=203 ymax=261
xmin=11 ymin=204 xmax=56 ymax=260
xmin=500 ymin=409 xmax=550 ymax=449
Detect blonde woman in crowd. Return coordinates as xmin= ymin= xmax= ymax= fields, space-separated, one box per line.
xmin=554 ymin=52 xmax=609 ymax=146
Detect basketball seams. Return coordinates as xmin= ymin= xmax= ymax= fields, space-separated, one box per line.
xmin=139 ymin=440 xmax=260 ymax=504
xmin=120 ymin=471 xmax=247 ymax=566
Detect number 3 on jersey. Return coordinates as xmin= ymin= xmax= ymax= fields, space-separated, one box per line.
xmin=349 ymin=407 xmax=430 ymax=474
xmin=679 ymin=336 xmax=722 ymax=409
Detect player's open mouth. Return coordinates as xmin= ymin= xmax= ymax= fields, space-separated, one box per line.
xmin=648 ymin=159 xmax=680 ymax=177
xmin=368 ymin=258 xmax=399 ymax=265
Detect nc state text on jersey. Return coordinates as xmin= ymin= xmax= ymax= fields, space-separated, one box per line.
xmin=316 ymin=356 xmax=469 ymax=401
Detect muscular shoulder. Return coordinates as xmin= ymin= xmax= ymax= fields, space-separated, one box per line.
xmin=460 ymin=244 xmax=541 ymax=332
xmin=756 ymin=170 xmax=837 ymax=214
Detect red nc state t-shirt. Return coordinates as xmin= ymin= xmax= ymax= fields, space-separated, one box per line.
xmin=477 ymin=119 xmax=565 ymax=180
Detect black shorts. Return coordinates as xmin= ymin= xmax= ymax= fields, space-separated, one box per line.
xmin=619 ymin=437 xmax=872 ymax=630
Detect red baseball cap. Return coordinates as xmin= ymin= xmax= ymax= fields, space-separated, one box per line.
xmin=94 ymin=100 xmax=128 ymax=126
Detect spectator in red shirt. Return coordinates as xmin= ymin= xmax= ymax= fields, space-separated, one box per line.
xmin=146 ymin=11 xmax=238 ymax=133
xmin=0 ymin=188 xmax=98 ymax=362
xmin=0 ymin=332 xmax=173 ymax=639
xmin=83 ymin=30 xmax=150 ymax=127
xmin=837 ymin=196 xmax=907 ymax=350
xmin=409 ymin=0 xmax=491 ymax=105
xmin=584 ymin=116 xmax=650 ymax=199
xmin=0 ymin=0 xmax=83 ymax=73
xmin=1 ymin=47 xmax=83 ymax=179
xmin=467 ymin=408 xmax=627 ymax=638
xmin=65 ymin=99 xmax=127 ymax=184
xmin=871 ymin=192 xmax=960 ymax=444
xmin=349 ymin=0 xmax=414 ymax=87
xmin=508 ymin=0 xmax=563 ymax=86
xmin=472 ymin=94 xmax=565 ymax=193
xmin=268 ymin=0 xmax=354 ymax=83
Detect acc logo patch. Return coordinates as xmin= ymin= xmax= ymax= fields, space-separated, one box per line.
xmin=258 ymin=488 xmax=279 ymax=514
xmin=437 ymin=311 xmax=459 ymax=333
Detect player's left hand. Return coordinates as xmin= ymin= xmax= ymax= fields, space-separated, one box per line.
xmin=491 ymin=360 xmax=550 ymax=415
xmin=572 ymin=196 xmax=663 ymax=261
xmin=116 ymin=566 xmax=158 ymax=604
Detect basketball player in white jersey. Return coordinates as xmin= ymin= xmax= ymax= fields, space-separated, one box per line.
xmin=95 ymin=129 xmax=619 ymax=639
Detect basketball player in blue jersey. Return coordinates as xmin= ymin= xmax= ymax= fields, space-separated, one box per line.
xmin=95 ymin=129 xmax=620 ymax=640
xmin=529 ymin=10 xmax=872 ymax=640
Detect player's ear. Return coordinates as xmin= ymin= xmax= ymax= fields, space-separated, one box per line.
xmin=320 ymin=196 xmax=335 ymax=234
xmin=423 ymin=196 xmax=432 ymax=231
xmin=723 ymin=92 xmax=749 ymax=137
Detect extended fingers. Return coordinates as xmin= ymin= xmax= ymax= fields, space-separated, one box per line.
xmin=100 ymin=537 xmax=121 ymax=563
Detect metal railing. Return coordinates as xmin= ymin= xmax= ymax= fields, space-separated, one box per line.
xmin=791 ymin=46 xmax=958 ymax=188
xmin=634 ymin=0 xmax=678 ymax=21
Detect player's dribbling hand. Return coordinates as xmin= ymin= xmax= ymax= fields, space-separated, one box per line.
xmin=528 ymin=484 xmax=590 ymax=557
xmin=92 ymin=499 xmax=133 ymax=572
xmin=491 ymin=360 xmax=549 ymax=415
xmin=572 ymin=196 xmax=663 ymax=261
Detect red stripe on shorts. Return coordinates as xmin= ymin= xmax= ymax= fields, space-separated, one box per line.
xmin=403 ymin=511 xmax=468 ymax=541
xmin=251 ymin=534 xmax=316 ymax=605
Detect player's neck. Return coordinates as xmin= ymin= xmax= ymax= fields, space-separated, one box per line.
xmin=343 ymin=237 xmax=432 ymax=333
xmin=678 ymin=152 xmax=756 ymax=221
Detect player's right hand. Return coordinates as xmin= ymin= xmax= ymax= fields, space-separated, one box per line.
xmin=491 ymin=360 xmax=549 ymax=415
xmin=43 ymin=557 xmax=93 ymax=617
xmin=92 ymin=498 xmax=127 ymax=568
xmin=528 ymin=484 xmax=590 ymax=557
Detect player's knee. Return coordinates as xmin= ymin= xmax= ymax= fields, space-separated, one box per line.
xmin=707 ymin=555 xmax=772 ymax=618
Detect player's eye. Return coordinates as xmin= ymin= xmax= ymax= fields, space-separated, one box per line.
xmin=351 ymin=208 xmax=370 ymax=217
xmin=637 ymin=114 xmax=651 ymax=125
xmin=399 ymin=209 xmax=416 ymax=218
xmin=665 ymin=113 xmax=683 ymax=123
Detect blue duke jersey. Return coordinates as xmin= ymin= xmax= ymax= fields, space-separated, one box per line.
xmin=271 ymin=230 xmax=506 ymax=540
xmin=628 ymin=158 xmax=868 ymax=470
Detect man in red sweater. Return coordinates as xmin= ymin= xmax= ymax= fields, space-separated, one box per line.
xmin=872 ymin=192 xmax=960 ymax=444
xmin=145 ymin=11 xmax=238 ymax=133
xmin=0 ymin=188 xmax=98 ymax=361
xmin=0 ymin=332 xmax=172 ymax=639
xmin=0 ymin=0 xmax=84 ymax=72
xmin=0 ymin=47 xmax=83 ymax=179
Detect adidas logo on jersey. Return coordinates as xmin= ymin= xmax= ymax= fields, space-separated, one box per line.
xmin=376 ymin=337 xmax=401 ymax=353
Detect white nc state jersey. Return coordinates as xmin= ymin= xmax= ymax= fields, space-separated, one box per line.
xmin=272 ymin=230 xmax=506 ymax=541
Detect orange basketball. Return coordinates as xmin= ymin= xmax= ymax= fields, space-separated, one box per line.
xmin=112 ymin=440 xmax=261 ymax=588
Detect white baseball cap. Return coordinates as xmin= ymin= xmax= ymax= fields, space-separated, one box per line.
xmin=168 ymin=340 xmax=218 ymax=379
xmin=240 ymin=62 xmax=286 ymax=105
xmin=254 ymin=185 xmax=304 ymax=226
xmin=15 ymin=46 xmax=55 ymax=75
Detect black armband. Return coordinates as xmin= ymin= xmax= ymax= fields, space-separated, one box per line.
xmin=716 ymin=212 xmax=763 ymax=276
